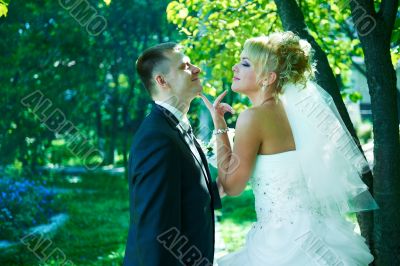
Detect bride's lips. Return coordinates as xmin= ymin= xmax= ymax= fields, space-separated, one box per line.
xmin=233 ymin=77 xmax=240 ymax=81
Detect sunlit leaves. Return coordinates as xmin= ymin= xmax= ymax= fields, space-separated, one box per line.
xmin=391 ymin=17 xmax=400 ymax=67
xmin=117 ymin=74 xmax=129 ymax=89
xmin=167 ymin=0 xmax=281 ymax=117
xmin=0 ymin=0 xmax=9 ymax=17
xmin=178 ymin=7 xmax=189 ymax=19
xmin=203 ymin=83 xmax=217 ymax=97
xmin=341 ymin=90 xmax=363 ymax=103
xmin=166 ymin=0 xmax=400 ymax=127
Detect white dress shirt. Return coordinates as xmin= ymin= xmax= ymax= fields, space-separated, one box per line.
xmin=154 ymin=101 xmax=204 ymax=163
xmin=155 ymin=101 xmax=191 ymax=132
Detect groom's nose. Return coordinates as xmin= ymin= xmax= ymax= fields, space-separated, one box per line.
xmin=192 ymin=64 xmax=201 ymax=74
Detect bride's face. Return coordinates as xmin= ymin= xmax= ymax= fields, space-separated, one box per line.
xmin=231 ymin=54 xmax=258 ymax=94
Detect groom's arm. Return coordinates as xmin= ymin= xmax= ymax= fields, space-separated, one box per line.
xmin=130 ymin=132 xmax=182 ymax=266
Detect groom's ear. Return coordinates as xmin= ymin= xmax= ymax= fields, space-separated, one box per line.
xmin=154 ymin=74 xmax=168 ymax=89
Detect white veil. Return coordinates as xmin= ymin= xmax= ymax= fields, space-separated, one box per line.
xmin=280 ymin=81 xmax=378 ymax=216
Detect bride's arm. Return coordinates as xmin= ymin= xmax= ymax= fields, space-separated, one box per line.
xmin=200 ymin=92 xmax=261 ymax=196
xmin=214 ymin=109 xmax=260 ymax=196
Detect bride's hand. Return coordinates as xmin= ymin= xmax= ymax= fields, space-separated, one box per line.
xmin=200 ymin=90 xmax=234 ymax=126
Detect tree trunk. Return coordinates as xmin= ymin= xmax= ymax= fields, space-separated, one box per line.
xmin=95 ymin=101 xmax=106 ymax=165
xmin=122 ymin=77 xmax=135 ymax=178
xmin=274 ymin=0 xmax=375 ymax=247
xmin=122 ymin=110 xmax=128 ymax=178
xmin=107 ymin=100 xmax=118 ymax=165
xmin=349 ymin=0 xmax=400 ymax=264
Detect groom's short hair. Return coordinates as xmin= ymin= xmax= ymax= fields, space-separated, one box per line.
xmin=136 ymin=42 xmax=181 ymax=96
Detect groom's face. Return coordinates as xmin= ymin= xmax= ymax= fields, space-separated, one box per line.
xmin=163 ymin=51 xmax=202 ymax=101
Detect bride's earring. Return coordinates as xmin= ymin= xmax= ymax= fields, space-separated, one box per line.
xmin=261 ymin=82 xmax=268 ymax=92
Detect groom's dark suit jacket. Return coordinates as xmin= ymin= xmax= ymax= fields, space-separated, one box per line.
xmin=123 ymin=103 xmax=222 ymax=266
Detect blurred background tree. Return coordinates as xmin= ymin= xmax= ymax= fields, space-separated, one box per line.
xmin=0 ymin=0 xmax=180 ymax=172
xmin=1 ymin=1 xmax=182 ymax=264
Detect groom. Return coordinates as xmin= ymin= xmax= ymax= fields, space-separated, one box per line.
xmin=123 ymin=43 xmax=222 ymax=266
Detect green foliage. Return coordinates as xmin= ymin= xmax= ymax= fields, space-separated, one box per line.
xmin=3 ymin=159 xmax=23 ymax=178
xmin=0 ymin=0 xmax=9 ymax=17
xmin=0 ymin=176 xmax=61 ymax=241
xmin=167 ymin=0 xmax=282 ymax=122
xmin=219 ymin=186 xmax=256 ymax=252
xmin=1 ymin=0 xmax=397 ymax=168
xmin=391 ymin=16 xmax=400 ymax=67
xmin=167 ymin=0 xmax=399 ymax=112
xmin=0 ymin=0 xmax=179 ymax=168
xmin=341 ymin=89 xmax=363 ymax=103
xmin=356 ymin=120 xmax=373 ymax=144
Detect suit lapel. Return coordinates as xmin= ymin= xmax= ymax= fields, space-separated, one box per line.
xmin=175 ymin=123 xmax=212 ymax=188
xmin=192 ymin=138 xmax=212 ymax=185
xmin=153 ymin=103 xmax=213 ymax=191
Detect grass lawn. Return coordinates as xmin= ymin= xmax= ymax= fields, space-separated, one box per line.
xmin=208 ymin=165 xmax=257 ymax=253
xmin=0 ymin=173 xmax=129 ymax=265
xmin=218 ymin=186 xmax=256 ymax=252
xmin=0 ymin=171 xmax=257 ymax=265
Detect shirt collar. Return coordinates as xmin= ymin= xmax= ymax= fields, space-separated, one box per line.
xmin=155 ymin=101 xmax=191 ymax=131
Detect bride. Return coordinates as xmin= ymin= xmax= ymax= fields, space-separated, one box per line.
xmin=200 ymin=31 xmax=378 ymax=266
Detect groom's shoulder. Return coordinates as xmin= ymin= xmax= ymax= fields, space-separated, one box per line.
xmin=131 ymin=111 xmax=176 ymax=145
xmin=138 ymin=108 xmax=172 ymax=132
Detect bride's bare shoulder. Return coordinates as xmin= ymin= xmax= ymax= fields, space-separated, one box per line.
xmin=242 ymin=103 xmax=279 ymax=123
xmin=235 ymin=106 xmax=273 ymax=133
xmin=235 ymin=108 xmax=260 ymax=130
xmin=234 ymin=108 xmax=263 ymax=144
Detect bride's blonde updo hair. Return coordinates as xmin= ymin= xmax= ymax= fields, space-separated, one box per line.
xmin=243 ymin=31 xmax=315 ymax=96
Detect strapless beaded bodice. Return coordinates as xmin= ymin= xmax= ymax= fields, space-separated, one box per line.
xmin=250 ymin=150 xmax=316 ymax=225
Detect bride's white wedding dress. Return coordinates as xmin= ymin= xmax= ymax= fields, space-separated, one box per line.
xmin=218 ymin=151 xmax=373 ymax=266
xmin=217 ymin=82 xmax=378 ymax=266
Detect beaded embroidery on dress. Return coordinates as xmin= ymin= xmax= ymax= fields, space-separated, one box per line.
xmin=217 ymin=81 xmax=378 ymax=266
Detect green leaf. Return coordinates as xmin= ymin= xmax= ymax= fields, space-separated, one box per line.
xmin=178 ymin=7 xmax=189 ymax=19
xmin=348 ymin=91 xmax=363 ymax=103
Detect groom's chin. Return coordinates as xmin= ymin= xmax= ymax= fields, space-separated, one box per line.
xmin=194 ymin=84 xmax=203 ymax=94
